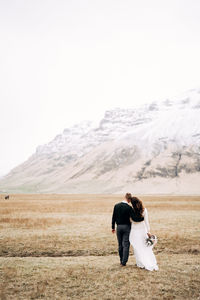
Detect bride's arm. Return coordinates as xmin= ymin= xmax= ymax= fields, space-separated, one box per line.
xmin=144 ymin=208 xmax=151 ymax=235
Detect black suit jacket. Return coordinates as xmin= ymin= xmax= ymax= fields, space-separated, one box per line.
xmin=112 ymin=202 xmax=144 ymax=230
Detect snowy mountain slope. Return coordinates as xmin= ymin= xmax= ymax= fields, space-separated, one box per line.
xmin=1 ymin=88 xmax=200 ymax=193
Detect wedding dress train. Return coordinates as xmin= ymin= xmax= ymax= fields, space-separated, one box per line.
xmin=129 ymin=208 xmax=158 ymax=271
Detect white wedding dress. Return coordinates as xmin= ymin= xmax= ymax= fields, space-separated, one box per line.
xmin=129 ymin=208 xmax=158 ymax=271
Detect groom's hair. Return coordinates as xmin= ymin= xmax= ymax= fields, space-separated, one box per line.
xmin=125 ymin=193 xmax=132 ymax=200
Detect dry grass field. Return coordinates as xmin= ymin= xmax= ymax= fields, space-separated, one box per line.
xmin=0 ymin=194 xmax=200 ymax=300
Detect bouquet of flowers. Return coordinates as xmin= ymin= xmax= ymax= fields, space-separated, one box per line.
xmin=145 ymin=234 xmax=158 ymax=247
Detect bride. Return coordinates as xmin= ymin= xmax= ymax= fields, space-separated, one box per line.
xmin=129 ymin=196 xmax=158 ymax=271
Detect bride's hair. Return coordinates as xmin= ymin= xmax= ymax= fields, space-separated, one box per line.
xmin=131 ymin=196 xmax=145 ymax=218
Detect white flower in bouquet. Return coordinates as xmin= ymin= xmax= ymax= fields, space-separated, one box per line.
xmin=145 ymin=234 xmax=158 ymax=247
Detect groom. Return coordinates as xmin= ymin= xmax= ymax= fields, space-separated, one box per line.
xmin=112 ymin=193 xmax=144 ymax=266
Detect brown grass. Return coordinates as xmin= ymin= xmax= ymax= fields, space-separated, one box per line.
xmin=0 ymin=194 xmax=200 ymax=299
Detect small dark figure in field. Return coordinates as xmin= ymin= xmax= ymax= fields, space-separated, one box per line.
xmin=5 ymin=195 xmax=9 ymax=200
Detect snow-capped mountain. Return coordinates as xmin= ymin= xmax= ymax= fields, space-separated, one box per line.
xmin=1 ymin=88 xmax=200 ymax=194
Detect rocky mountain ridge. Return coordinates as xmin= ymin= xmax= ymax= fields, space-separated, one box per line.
xmin=1 ymin=88 xmax=200 ymax=194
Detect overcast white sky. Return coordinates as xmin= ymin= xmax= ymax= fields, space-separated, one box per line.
xmin=0 ymin=0 xmax=200 ymax=175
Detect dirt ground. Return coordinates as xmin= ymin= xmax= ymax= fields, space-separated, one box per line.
xmin=0 ymin=194 xmax=200 ymax=299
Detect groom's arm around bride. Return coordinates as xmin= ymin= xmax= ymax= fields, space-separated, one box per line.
xmin=112 ymin=193 xmax=144 ymax=233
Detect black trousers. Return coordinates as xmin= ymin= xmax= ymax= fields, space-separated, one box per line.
xmin=116 ymin=224 xmax=131 ymax=265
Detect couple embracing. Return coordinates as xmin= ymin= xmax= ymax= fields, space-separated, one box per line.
xmin=112 ymin=193 xmax=158 ymax=271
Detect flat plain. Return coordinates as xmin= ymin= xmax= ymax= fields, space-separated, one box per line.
xmin=0 ymin=194 xmax=200 ymax=300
